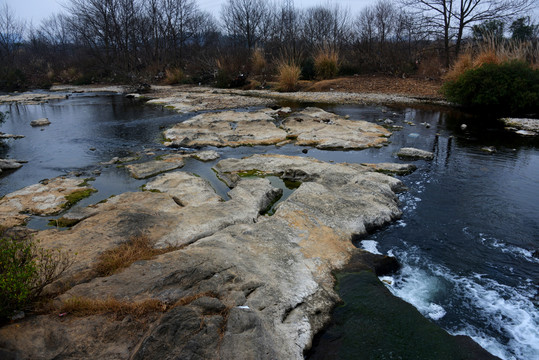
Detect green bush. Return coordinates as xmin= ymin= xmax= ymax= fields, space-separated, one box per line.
xmin=0 ymin=230 xmax=73 ymax=318
xmin=442 ymin=61 xmax=539 ymax=114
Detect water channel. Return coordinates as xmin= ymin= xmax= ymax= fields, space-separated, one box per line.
xmin=1 ymin=92 xmax=537 ymax=359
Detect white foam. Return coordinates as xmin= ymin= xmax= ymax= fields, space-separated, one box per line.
xmin=386 ymin=247 xmax=539 ymax=360
xmin=360 ymin=240 xmax=382 ymax=255
xmin=380 ymin=261 xmax=446 ymax=321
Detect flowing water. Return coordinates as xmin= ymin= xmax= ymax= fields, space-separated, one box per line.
xmin=1 ymin=93 xmax=537 ymax=359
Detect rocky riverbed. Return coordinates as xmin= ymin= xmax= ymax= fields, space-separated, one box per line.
xmin=0 ymin=87 xmax=501 ymax=360
xmin=0 ymin=154 xmax=405 ymax=359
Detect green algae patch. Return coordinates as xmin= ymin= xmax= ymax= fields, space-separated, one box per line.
xmin=48 ymin=218 xmax=80 ymax=228
xmin=237 ymin=169 xmax=267 ymax=177
xmin=78 ymin=177 xmax=96 ymax=187
xmin=61 ymin=189 xmax=97 ymax=209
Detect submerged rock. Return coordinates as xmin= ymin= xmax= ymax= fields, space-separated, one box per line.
xmin=0 ymin=159 xmax=24 ymax=170
xmin=361 ymin=162 xmax=417 ymax=175
xmin=0 ymin=177 xmax=96 ymax=228
xmin=0 ymin=133 xmax=25 ymax=139
xmin=0 ymin=155 xmax=404 ymax=359
xmin=30 ymin=118 xmax=51 ymax=127
xmin=164 ymin=107 xmax=390 ymax=150
xmin=397 ymin=147 xmax=434 ymax=160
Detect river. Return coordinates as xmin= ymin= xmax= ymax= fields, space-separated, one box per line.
xmin=1 ymin=92 xmax=537 ymax=359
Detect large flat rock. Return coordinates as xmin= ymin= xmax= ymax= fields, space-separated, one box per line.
xmin=397 ymin=147 xmax=434 ymax=160
xmin=0 ymin=157 xmax=404 ymax=359
xmin=282 ymin=107 xmax=390 ymax=149
xmin=0 ymin=177 xmax=96 ymax=228
xmin=163 ymin=107 xmax=390 ymax=150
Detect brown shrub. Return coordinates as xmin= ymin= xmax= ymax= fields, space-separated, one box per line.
xmin=277 ymin=61 xmax=301 ymax=92
xmin=444 ymin=52 xmax=474 ymax=82
xmin=314 ymin=45 xmax=339 ymax=80
xmin=164 ymin=68 xmax=184 ymax=85
xmin=251 ymin=48 xmax=267 ymax=75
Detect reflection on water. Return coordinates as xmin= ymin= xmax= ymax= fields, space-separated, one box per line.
xmin=1 ymin=94 xmax=538 ymax=359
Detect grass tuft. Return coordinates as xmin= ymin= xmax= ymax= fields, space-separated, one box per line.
xmin=314 ymin=45 xmax=339 ymax=80
xmin=277 ymin=60 xmax=301 ymax=92
xmin=94 ymin=235 xmax=175 ymax=277
xmin=164 ymin=68 xmax=184 ymax=85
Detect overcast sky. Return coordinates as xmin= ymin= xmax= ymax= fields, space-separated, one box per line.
xmin=4 ymin=0 xmax=377 ymax=26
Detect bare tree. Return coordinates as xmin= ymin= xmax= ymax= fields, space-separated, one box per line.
xmin=221 ymin=0 xmax=268 ymax=50
xmin=403 ymin=0 xmax=535 ymax=66
xmin=301 ymin=3 xmax=352 ymax=49
xmin=0 ymin=3 xmax=25 ymax=64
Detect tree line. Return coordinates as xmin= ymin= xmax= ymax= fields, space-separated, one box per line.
xmin=0 ymin=0 xmax=537 ymax=90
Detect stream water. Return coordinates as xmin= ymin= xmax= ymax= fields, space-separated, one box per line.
xmin=1 ymin=93 xmax=537 ymax=359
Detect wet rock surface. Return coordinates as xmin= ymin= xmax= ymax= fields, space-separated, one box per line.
xmin=361 ymin=162 xmax=417 ymax=175
xmin=0 ymin=177 xmax=96 ymax=228
xmin=0 ymin=155 xmax=404 ymax=359
xmin=164 ymin=107 xmax=390 ymax=150
xmin=397 ymin=147 xmax=435 ymax=160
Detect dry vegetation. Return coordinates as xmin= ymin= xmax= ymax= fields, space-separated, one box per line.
xmin=58 ymin=297 xmax=166 ymax=318
xmin=93 ymin=235 xmax=176 ymax=277
xmin=314 ymin=45 xmax=339 ymax=80
xmin=444 ymin=36 xmax=539 ymax=82
xmin=277 ymin=60 xmax=302 ymax=92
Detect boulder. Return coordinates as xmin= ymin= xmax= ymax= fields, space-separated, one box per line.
xmin=30 ymin=118 xmax=51 ymax=127
xmin=397 ymin=147 xmax=434 ymax=160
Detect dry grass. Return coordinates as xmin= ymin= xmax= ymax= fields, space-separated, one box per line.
xmin=58 ymin=297 xmax=166 ymax=318
xmin=277 ymin=60 xmax=301 ymax=92
xmin=251 ymin=48 xmax=266 ymax=75
xmin=314 ymin=45 xmax=339 ymax=80
xmin=445 ymin=35 xmax=539 ymax=81
xmin=94 ymin=235 xmax=174 ymax=277
xmin=164 ymin=68 xmax=184 ymax=85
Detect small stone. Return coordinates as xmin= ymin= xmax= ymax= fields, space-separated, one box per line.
xmin=93 ymin=170 xmax=101 ymax=175
xmin=397 ymin=147 xmax=434 ymax=160
xmin=89 ymin=147 xmax=96 ymax=151
xmin=30 ymin=118 xmax=51 ymax=127
xmin=10 ymin=311 xmax=25 ymax=321
xmin=480 ymin=146 xmax=497 ymax=154
xmin=302 ymin=149 xmax=308 ymax=154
